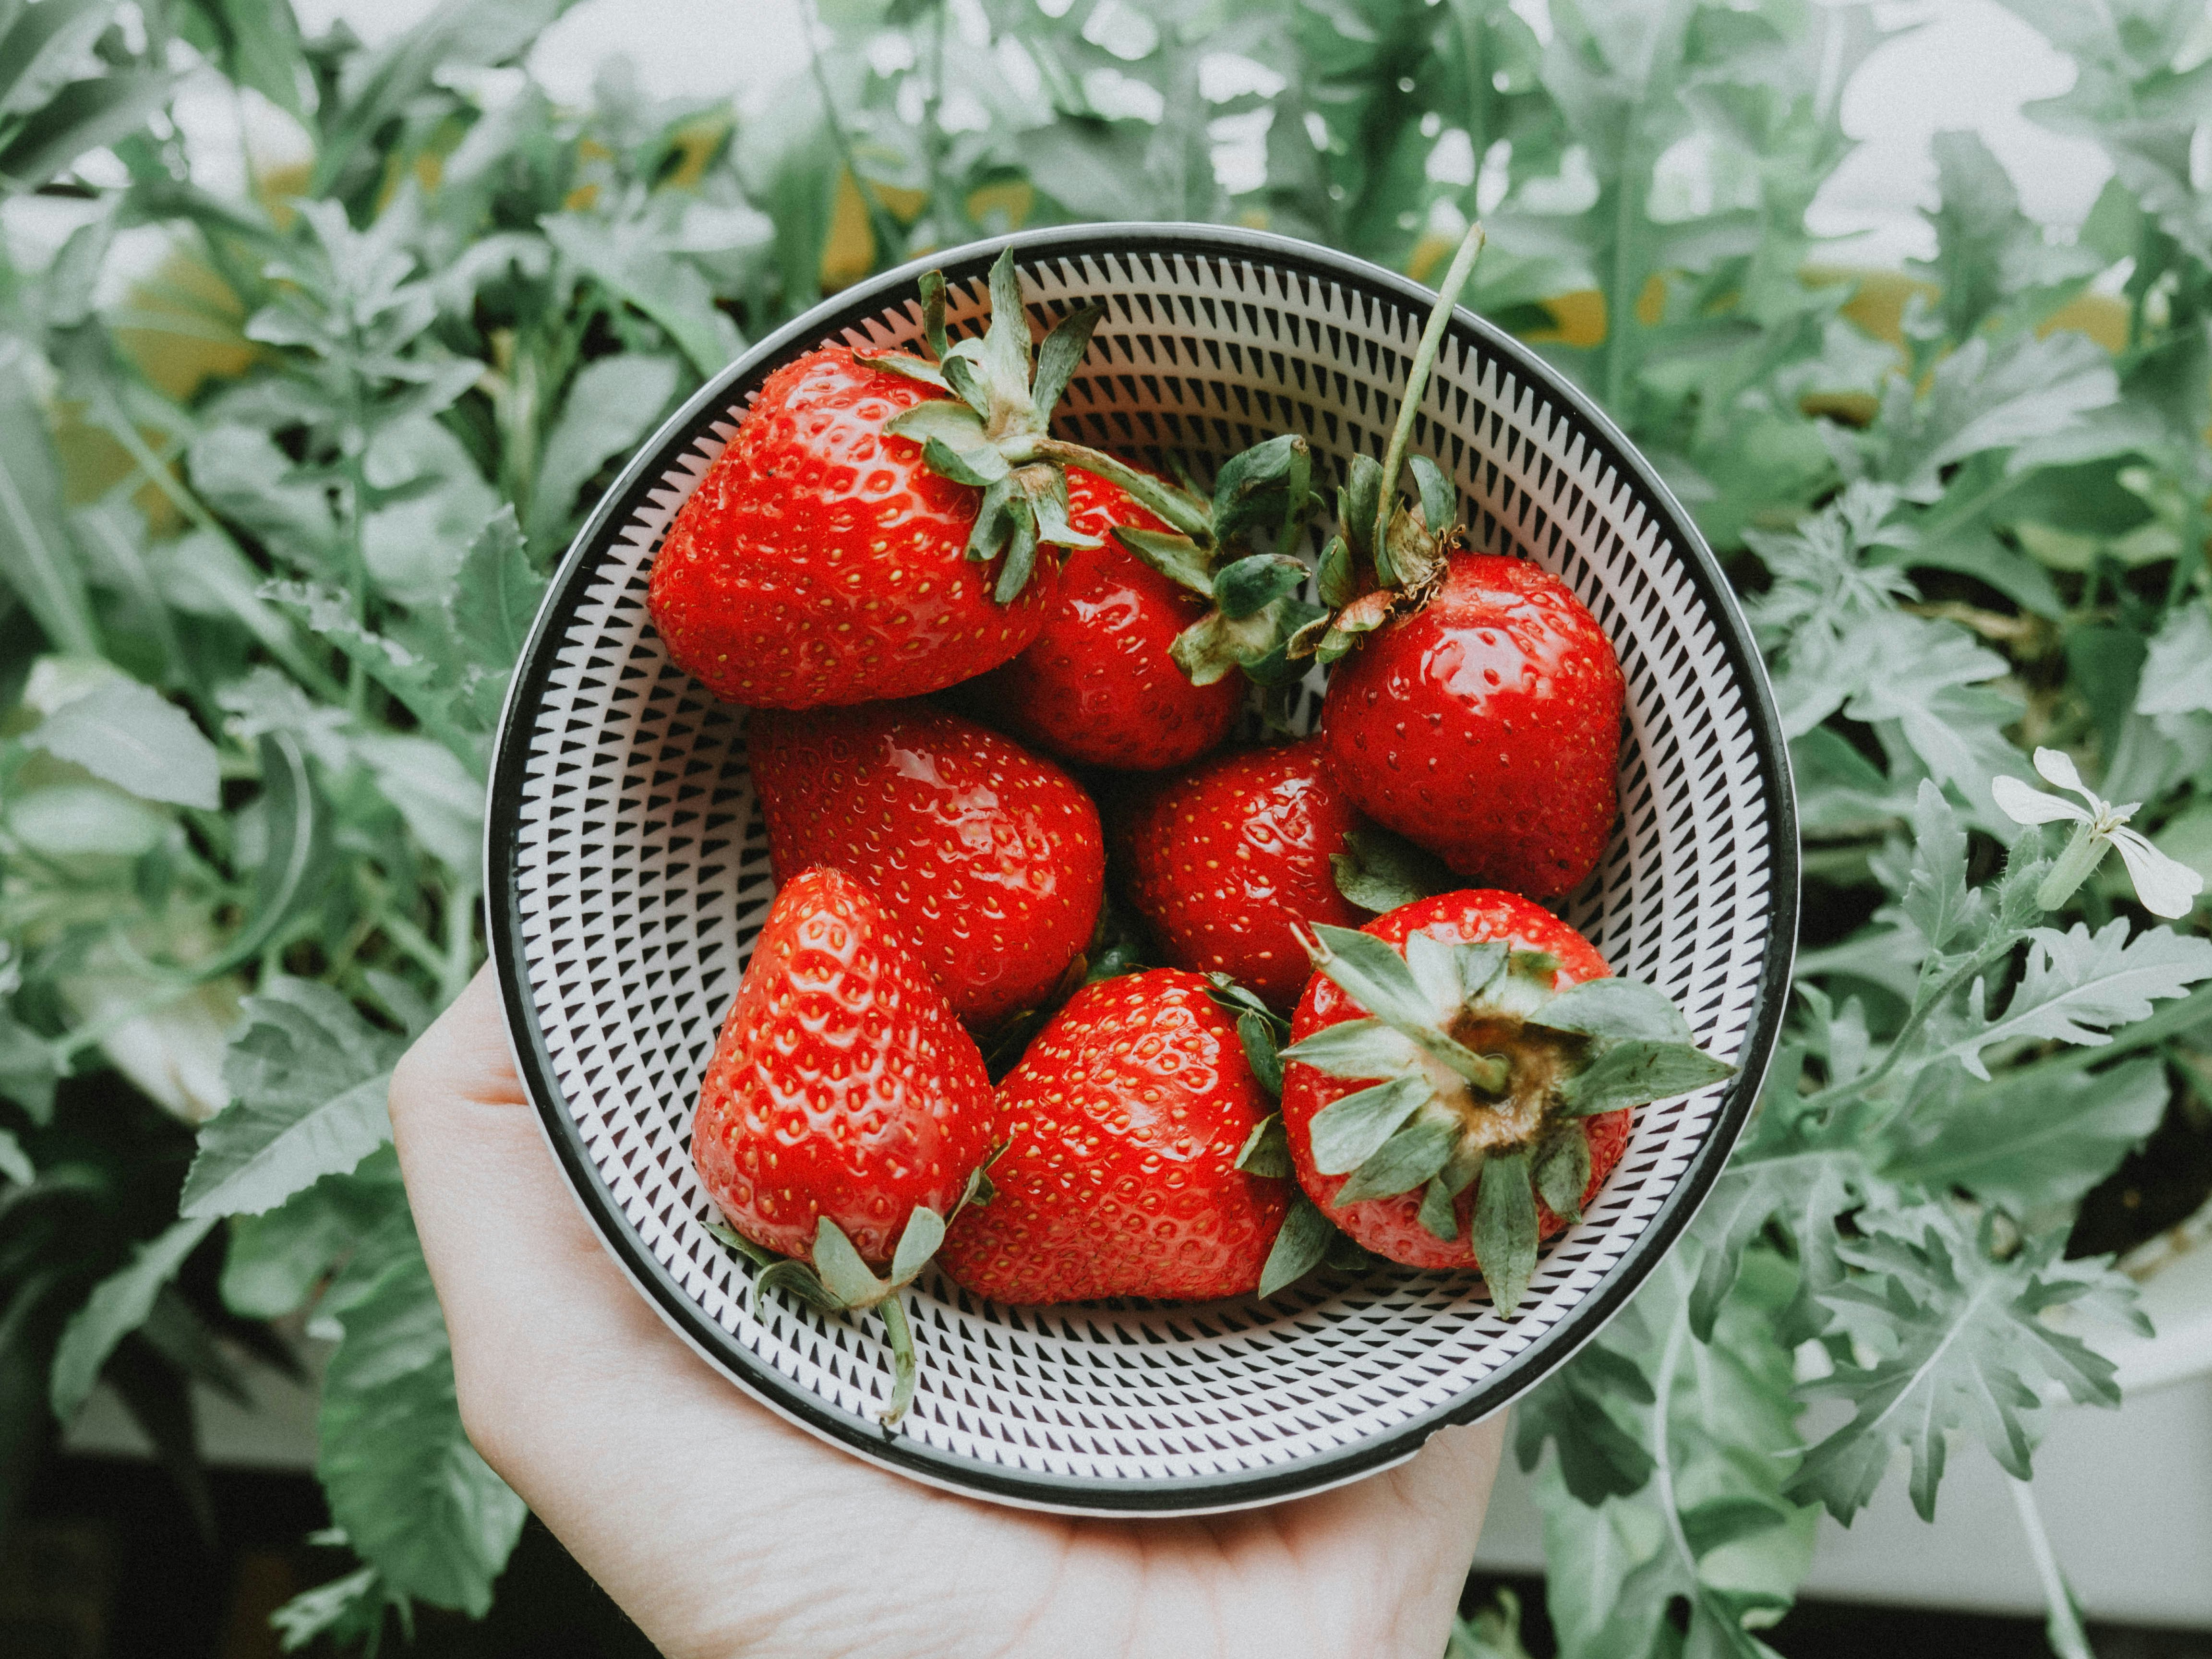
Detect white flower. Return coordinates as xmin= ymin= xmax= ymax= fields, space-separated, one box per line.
xmin=1992 ymin=747 xmax=2204 ymax=919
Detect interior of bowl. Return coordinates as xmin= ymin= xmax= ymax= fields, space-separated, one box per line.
xmin=487 ymin=225 xmax=1797 ymax=1515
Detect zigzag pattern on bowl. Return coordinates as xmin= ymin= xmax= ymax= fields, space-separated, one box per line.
xmin=496 ymin=230 xmax=1792 ymax=1513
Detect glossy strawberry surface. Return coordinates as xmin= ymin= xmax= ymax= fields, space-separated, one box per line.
xmin=976 ymin=469 xmax=1243 ymax=770
xmin=1279 ymin=890 xmax=1630 ymax=1271
xmin=691 ymin=867 xmax=996 ymax=1264
xmin=747 ymin=702 xmax=1106 ymax=1029
xmin=1320 ymin=553 xmax=1624 ymax=898
xmin=940 ymin=969 xmax=1288 ymax=1304
xmin=1118 ymin=738 xmax=1367 ymax=1009
xmin=649 ymin=347 xmax=1060 ymax=709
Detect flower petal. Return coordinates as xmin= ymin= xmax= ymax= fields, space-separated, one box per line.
xmin=2032 ymin=746 xmax=2093 ymax=803
xmin=1992 ymin=774 xmax=2088 ymax=827
xmin=2110 ymin=827 xmax=2204 ymax=920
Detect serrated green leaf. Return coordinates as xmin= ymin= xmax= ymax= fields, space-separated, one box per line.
xmin=49 ymin=1214 xmax=219 ymax=1419
xmin=527 ymin=355 xmax=680 ymax=553
xmin=219 ymin=1154 xmax=399 ymax=1320
xmin=1236 ymin=1010 xmax=1283 ymax=1097
xmin=27 ymin=675 xmax=219 ymax=810
xmin=1789 ymin=1209 xmax=2139 ymax=1524
xmin=1887 ymin=1058 xmax=2168 ymax=1219
xmin=1535 ymin=1249 xmax=1815 ymax=1659
xmin=315 ymin=1221 xmax=524 ymax=1614
xmin=1941 ymin=919 xmax=2212 ymax=1081
xmin=181 ymin=980 xmax=403 ymax=1219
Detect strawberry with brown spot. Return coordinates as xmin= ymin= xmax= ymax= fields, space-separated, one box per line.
xmin=691 ymin=866 xmax=998 ymax=1423
xmin=1268 ymin=890 xmax=1732 ymax=1313
xmin=746 ymin=701 xmax=1106 ymax=1029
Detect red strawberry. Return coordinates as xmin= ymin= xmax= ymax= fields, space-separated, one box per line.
xmin=691 ymin=866 xmax=995 ymax=1264
xmin=747 ymin=702 xmax=1106 ymax=1029
xmin=939 ymin=969 xmax=1289 ymax=1304
xmin=649 ymin=344 xmax=1062 ymax=709
xmin=1285 ymin=224 xmax=1624 ymax=898
xmin=1275 ymin=890 xmax=1730 ymax=1314
xmin=974 ymin=468 xmax=1244 ymax=770
xmin=691 ymin=867 xmax=998 ymax=1425
xmin=1319 ymin=551 xmax=1623 ymax=896
xmin=1118 ymin=737 xmax=1366 ymax=1009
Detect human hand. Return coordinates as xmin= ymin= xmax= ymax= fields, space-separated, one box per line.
xmin=390 ymin=967 xmax=1504 ymax=1659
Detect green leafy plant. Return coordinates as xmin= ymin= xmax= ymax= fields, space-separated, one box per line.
xmin=2 ymin=0 xmax=2209 ymax=1652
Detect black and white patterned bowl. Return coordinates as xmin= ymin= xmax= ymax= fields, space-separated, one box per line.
xmin=486 ymin=224 xmax=1798 ymax=1516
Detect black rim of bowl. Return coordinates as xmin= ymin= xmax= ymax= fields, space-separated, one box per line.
xmin=484 ymin=221 xmax=1802 ymax=1515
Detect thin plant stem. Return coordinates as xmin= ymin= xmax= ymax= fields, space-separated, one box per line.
xmin=1374 ymin=221 xmax=1487 ymax=572
xmin=2009 ymin=1477 xmax=2096 ymax=1659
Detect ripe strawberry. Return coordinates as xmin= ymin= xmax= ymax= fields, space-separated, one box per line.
xmin=649 ymin=344 xmax=1064 ymax=708
xmin=939 ymin=969 xmax=1289 ymax=1304
xmin=1118 ymin=737 xmax=1366 ymax=1009
xmin=1275 ymin=890 xmax=1731 ymax=1314
xmin=746 ymin=701 xmax=1106 ymax=1029
xmin=974 ymin=467 xmax=1244 ymax=770
xmin=1319 ymin=552 xmax=1623 ymax=897
xmin=1284 ymin=224 xmax=1624 ymax=898
xmin=691 ymin=866 xmax=997 ymax=1422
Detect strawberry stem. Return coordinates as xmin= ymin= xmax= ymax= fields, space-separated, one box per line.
xmin=878 ymin=1293 xmax=919 ymax=1429
xmin=1022 ymin=437 xmax=1215 ymax=541
xmin=1373 ymin=222 xmax=1487 ymax=584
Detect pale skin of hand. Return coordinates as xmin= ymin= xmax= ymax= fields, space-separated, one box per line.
xmin=390 ymin=968 xmax=1504 ymax=1659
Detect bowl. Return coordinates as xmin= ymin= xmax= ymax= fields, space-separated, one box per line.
xmin=485 ymin=223 xmax=1799 ymax=1516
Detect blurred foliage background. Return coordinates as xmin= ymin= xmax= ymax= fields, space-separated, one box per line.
xmin=1 ymin=0 xmax=2210 ymax=1653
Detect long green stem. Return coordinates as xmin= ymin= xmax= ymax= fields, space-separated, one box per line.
xmin=1799 ymin=932 xmax=2020 ymax=1118
xmin=1374 ymin=221 xmax=1487 ymax=572
xmin=2009 ymin=1478 xmax=2095 ymax=1659
xmin=878 ymin=1293 xmax=918 ymax=1428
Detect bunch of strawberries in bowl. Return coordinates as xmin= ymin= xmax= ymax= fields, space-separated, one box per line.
xmin=649 ymin=229 xmax=1733 ymax=1424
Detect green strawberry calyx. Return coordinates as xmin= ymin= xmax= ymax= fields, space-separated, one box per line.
xmin=1286 ymin=221 xmax=1489 ymax=669
xmin=1278 ymin=922 xmax=1734 ymax=1317
xmin=859 ymin=248 xmax=1322 ymax=684
xmin=710 ymin=1156 xmax=998 ymax=1429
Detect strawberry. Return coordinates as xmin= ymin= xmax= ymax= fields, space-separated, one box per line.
xmin=1319 ymin=552 xmax=1624 ymax=896
xmin=691 ymin=866 xmax=997 ymax=1423
xmin=1118 ymin=737 xmax=1367 ymax=1009
xmin=746 ymin=701 xmax=1106 ymax=1029
xmin=1286 ymin=224 xmax=1625 ymax=898
xmin=650 ymin=249 xmax=1164 ymax=709
xmin=649 ymin=343 xmax=1065 ymax=708
xmin=973 ymin=467 xmax=1244 ymax=770
xmin=1272 ymin=890 xmax=1732 ymax=1314
xmin=939 ymin=969 xmax=1289 ymax=1304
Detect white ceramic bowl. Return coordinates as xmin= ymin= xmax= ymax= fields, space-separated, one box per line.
xmin=486 ymin=224 xmax=1798 ymax=1515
